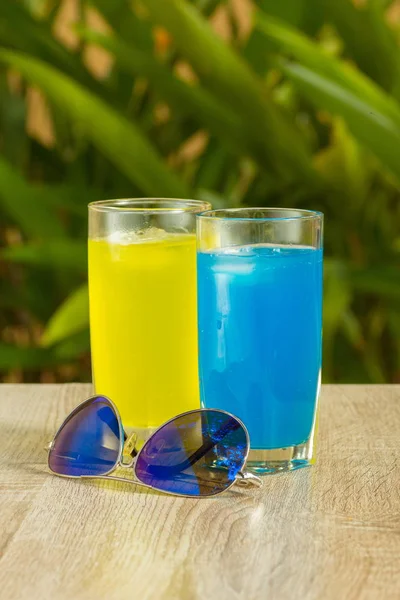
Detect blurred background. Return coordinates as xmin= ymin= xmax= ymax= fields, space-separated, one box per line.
xmin=0 ymin=0 xmax=399 ymax=384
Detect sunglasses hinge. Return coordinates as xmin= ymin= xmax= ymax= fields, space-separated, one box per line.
xmin=235 ymin=471 xmax=262 ymax=488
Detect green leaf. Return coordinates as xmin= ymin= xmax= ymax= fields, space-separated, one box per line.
xmin=0 ymin=1 xmax=119 ymax=109
xmin=259 ymin=0 xmax=325 ymax=34
xmin=194 ymin=139 xmax=232 ymax=190
xmin=388 ymin=307 xmax=400 ymax=373
xmin=0 ymin=277 xmax=52 ymax=318
xmin=242 ymin=28 xmax=275 ymax=77
xmin=45 ymin=0 xmax=64 ymax=26
xmin=351 ymin=267 xmax=400 ymax=299
xmin=0 ymin=157 xmax=65 ymax=239
xmin=256 ymin=13 xmax=400 ymax=130
xmin=0 ymin=49 xmax=188 ymax=197
xmin=193 ymin=0 xmax=221 ymax=17
xmin=324 ymin=260 xmax=351 ymax=332
xmin=260 ymin=0 xmax=304 ymax=27
xmin=322 ymin=0 xmax=400 ymax=93
xmin=89 ymin=0 xmax=153 ymax=51
xmin=281 ymin=63 xmax=400 ymax=182
xmin=41 ymin=284 xmax=89 ymax=346
xmin=41 ymin=184 xmax=88 ymax=218
xmin=53 ymin=329 xmax=90 ymax=361
xmin=0 ymin=343 xmax=52 ymax=370
xmin=143 ymin=0 xmax=316 ymax=182
xmin=0 ymin=331 xmax=90 ymax=369
xmin=1 ymin=241 xmax=87 ymax=271
xmin=315 ymin=118 xmax=369 ymax=201
xmin=0 ymin=2 xmax=97 ymax=92
xmin=341 ymin=310 xmax=364 ymax=350
xmin=0 ymin=73 xmax=27 ymax=169
xmin=323 ymin=260 xmax=352 ymax=379
xmin=76 ymin=27 xmax=250 ymax=155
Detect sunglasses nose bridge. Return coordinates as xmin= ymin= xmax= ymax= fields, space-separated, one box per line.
xmin=120 ymin=431 xmax=138 ymax=467
xmin=120 ymin=455 xmax=136 ymax=468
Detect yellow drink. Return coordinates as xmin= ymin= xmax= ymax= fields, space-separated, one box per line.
xmin=88 ymin=231 xmax=200 ymax=430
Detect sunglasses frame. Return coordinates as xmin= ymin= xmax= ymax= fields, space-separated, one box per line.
xmin=47 ymin=395 xmax=261 ymax=498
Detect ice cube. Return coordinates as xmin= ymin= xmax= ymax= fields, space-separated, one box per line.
xmin=211 ymin=247 xmax=256 ymax=275
xmin=107 ymin=227 xmax=171 ymax=245
xmin=214 ymin=261 xmax=256 ymax=275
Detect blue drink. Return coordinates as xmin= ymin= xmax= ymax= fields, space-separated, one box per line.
xmin=197 ymin=244 xmax=323 ymax=451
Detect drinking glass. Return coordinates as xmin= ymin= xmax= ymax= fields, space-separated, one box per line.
xmin=88 ymin=198 xmax=211 ymax=436
xmin=197 ymin=208 xmax=323 ymax=473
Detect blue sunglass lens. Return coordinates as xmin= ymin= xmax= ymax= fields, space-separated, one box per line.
xmin=49 ymin=396 xmax=121 ymax=476
xmin=135 ymin=410 xmax=248 ymax=497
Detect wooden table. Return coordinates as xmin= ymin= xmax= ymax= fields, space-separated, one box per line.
xmin=1 ymin=384 xmax=399 ymax=600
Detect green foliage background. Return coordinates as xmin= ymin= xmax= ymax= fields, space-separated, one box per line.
xmin=0 ymin=0 xmax=399 ymax=383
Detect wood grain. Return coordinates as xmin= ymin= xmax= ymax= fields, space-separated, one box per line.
xmin=0 ymin=384 xmax=399 ymax=600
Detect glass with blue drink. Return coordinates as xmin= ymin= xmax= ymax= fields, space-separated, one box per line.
xmin=197 ymin=208 xmax=323 ymax=473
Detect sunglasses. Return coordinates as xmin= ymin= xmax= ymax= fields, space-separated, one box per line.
xmin=47 ymin=395 xmax=261 ymax=498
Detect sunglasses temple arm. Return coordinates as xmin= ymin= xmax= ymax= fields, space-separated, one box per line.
xmin=148 ymin=421 xmax=248 ymax=476
xmin=147 ymin=437 xmax=218 ymax=476
xmin=181 ymin=419 xmax=243 ymax=469
xmin=89 ymin=473 xmax=153 ymax=491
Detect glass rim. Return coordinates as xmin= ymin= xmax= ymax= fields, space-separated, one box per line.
xmin=197 ymin=207 xmax=323 ymax=222
xmin=88 ymin=198 xmax=211 ymax=215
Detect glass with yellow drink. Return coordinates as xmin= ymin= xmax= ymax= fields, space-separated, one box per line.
xmin=88 ymin=199 xmax=211 ymax=435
